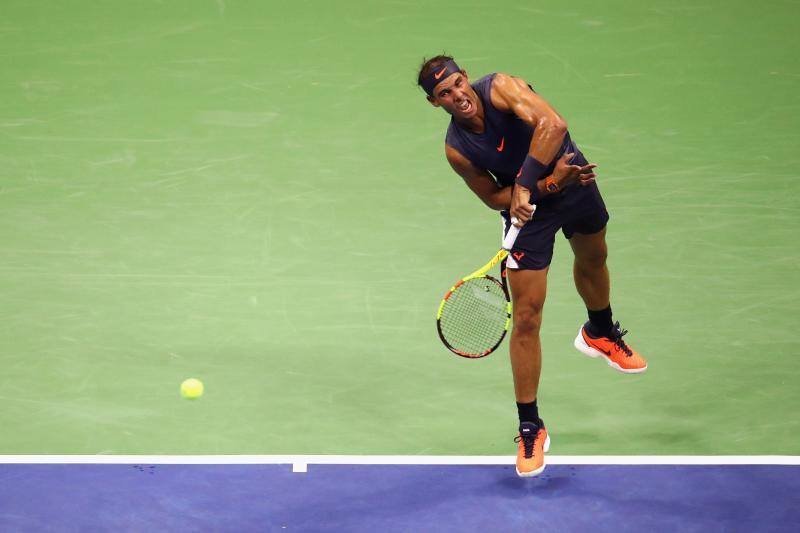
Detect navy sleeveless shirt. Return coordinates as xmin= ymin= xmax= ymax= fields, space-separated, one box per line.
xmin=445 ymin=73 xmax=582 ymax=188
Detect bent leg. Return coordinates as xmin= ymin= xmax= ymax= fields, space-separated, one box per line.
xmin=569 ymin=227 xmax=609 ymax=311
xmin=507 ymin=267 xmax=548 ymax=403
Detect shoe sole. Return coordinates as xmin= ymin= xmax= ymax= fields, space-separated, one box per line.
xmin=573 ymin=327 xmax=647 ymax=374
xmin=515 ymin=434 xmax=550 ymax=478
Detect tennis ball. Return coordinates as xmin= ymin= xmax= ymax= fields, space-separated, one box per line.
xmin=180 ymin=378 xmax=204 ymax=399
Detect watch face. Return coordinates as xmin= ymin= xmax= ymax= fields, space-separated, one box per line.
xmin=547 ymin=182 xmax=558 ymax=192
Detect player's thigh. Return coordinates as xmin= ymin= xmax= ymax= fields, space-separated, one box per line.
xmin=569 ymin=227 xmax=608 ymax=268
xmin=507 ymin=267 xmax=548 ymax=330
xmin=503 ymin=207 xmax=560 ymax=271
xmin=562 ymin=182 xmax=609 ymax=249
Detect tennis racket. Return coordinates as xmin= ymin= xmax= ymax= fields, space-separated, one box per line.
xmin=436 ymin=209 xmax=535 ymax=358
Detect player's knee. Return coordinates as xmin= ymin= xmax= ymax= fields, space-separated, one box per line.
xmin=576 ymin=248 xmax=607 ymax=271
xmin=514 ymin=302 xmax=543 ymax=336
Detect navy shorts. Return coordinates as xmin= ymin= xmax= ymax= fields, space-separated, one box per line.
xmin=502 ymin=181 xmax=609 ymax=270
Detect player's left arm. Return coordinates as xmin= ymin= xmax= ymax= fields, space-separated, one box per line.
xmin=490 ymin=73 xmax=596 ymax=225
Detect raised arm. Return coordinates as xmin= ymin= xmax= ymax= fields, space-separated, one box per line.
xmin=445 ymin=144 xmax=512 ymax=211
xmin=490 ymin=73 xmax=596 ymax=225
xmin=491 ymin=73 xmax=567 ymax=168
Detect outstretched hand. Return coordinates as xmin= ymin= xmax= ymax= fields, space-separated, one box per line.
xmin=553 ymin=152 xmax=597 ymax=188
xmin=510 ymin=153 xmax=598 ymax=228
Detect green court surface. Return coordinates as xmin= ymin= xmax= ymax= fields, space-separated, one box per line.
xmin=0 ymin=0 xmax=797 ymax=456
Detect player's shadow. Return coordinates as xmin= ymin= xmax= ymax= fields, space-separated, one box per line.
xmin=495 ymin=465 xmax=574 ymax=497
xmin=493 ymin=465 xmax=756 ymax=530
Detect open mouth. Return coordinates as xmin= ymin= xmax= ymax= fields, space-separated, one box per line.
xmin=456 ymin=98 xmax=472 ymax=114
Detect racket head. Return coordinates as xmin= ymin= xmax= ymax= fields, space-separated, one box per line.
xmin=436 ymin=267 xmax=511 ymax=358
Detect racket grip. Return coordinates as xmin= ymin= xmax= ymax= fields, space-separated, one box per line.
xmin=502 ymin=220 xmax=521 ymax=251
xmin=502 ymin=206 xmax=537 ymax=251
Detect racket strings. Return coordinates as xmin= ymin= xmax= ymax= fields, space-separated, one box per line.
xmin=439 ymin=277 xmax=508 ymax=356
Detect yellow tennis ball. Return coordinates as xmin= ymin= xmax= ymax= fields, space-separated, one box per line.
xmin=180 ymin=378 xmax=204 ymax=399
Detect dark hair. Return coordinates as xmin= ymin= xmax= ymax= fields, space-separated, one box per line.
xmin=417 ymin=54 xmax=454 ymax=87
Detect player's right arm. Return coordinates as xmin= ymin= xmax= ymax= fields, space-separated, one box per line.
xmin=445 ymin=144 xmax=524 ymax=214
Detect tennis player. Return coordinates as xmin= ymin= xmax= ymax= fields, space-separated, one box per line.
xmin=418 ymin=56 xmax=647 ymax=477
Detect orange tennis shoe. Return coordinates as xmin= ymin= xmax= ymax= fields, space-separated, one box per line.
xmin=514 ymin=421 xmax=550 ymax=477
xmin=574 ymin=321 xmax=647 ymax=374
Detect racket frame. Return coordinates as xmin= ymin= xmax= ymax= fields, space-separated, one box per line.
xmin=436 ymin=253 xmax=511 ymax=358
xmin=435 ymin=209 xmax=535 ymax=358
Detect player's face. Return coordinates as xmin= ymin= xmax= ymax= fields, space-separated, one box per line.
xmin=428 ymin=72 xmax=478 ymax=120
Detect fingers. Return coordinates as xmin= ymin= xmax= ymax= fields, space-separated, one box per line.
xmin=511 ymin=206 xmax=534 ymax=226
xmin=565 ymin=164 xmax=583 ymax=181
xmin=578 ymin=161 xmax=597 ymax=185
xmin=511 ymin=202 xmax=535 ymax=226
xmin=511 ymin=184 xmax=533 ymax=225
xmin=521 ymin=205 xmax=535 ymax=219
xmin=560 ymin=152 xmax=575 ymax=162
xmin=576 ymin=162 xmax=598 ymax=186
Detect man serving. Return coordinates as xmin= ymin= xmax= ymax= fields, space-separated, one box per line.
xmin=419 ymin=55 xmax=647 ymax=477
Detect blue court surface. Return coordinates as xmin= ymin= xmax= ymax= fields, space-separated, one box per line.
xmin=1 ymin=460 xmax=798 ymax=532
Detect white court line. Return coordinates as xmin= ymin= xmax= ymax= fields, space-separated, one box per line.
xmin=0 ymin=455 xmax=798 ymax=466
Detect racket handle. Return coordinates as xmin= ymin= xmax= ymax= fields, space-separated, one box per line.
xmin=502 ymin=206 xmax=537 ymax=251
xmin=502 ymin=222 xmax=521 ymax=251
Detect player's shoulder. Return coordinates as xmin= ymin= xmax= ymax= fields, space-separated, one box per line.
xmin=489 ymin=73 xmax=535 ymax=109
xmin=444 ymin=133 xmax=460 ymax=158
xmin=444 ymin=141 xmax=461 ymax=158
xmin=445 ymin=116 xmax=460 ymax=143
xmin=471 ymin=72 xmax=497 ymax=92
xmin=444 ymin=140 xmax=471 ymax=163
xmin=490 ymin=72 xmax=514 ymax=86
xmin=489 ymin=72 xmax=528 ymax=93
xmin=444 ymin=143 xmax=476 ymax=174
